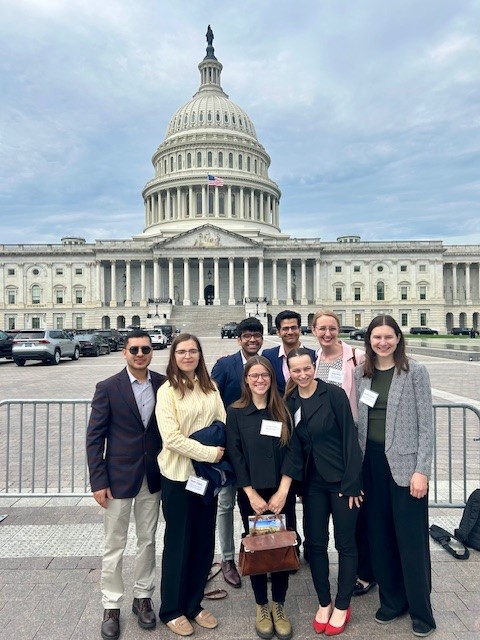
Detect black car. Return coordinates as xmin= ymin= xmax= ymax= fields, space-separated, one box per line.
xmin=221 ymin=322 xmax=238 ymax=339
xmin=300 ymin=325 xmax=312 ymax=335
xmin=410 ymin=327 xmax=439 ymax=335
xmin=450 ymin=327 xmax=478 ymax=336
xmin=0 ymin=330 xmax=14 ymax=359
xmin=93 ymin=329 xmax=123 ymax=351
xmin=339 ymin=325 xmax=357 ymax=334
xmin=77 ymin=333 xmax=111 ymax=357
xmin=349 ymin=328 xmax=367 ymax=341
xmin=269 ymin=326 xmax=278 ymax=335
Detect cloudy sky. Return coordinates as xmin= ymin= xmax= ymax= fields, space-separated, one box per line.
xmin=1 ymin=0 xmax=480 ymax=245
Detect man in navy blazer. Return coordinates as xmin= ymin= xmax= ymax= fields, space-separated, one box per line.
xmin=211 ymin=317 xmax=263 ymax=588
xmin=262 ymin=310 xmax=316 ymax=395
xmin=86 ymin=329 xmax=165 ymax=640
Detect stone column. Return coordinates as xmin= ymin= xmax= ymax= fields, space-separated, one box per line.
xmin=153 ymin=260 xmax=159 ymax=299
xmin=301 ymin=259 xmax=307 ymax=305
xmin=96 ymin=262 xmax=102 ymax=303
xmin=244 ymin=257 xmax=250 ymax=300
xmin=168 ymin=258 xmax=174 ymax=303
xmin=183 ymin=259 xmax=191 ymax=305
xmin=227 ymin=185 xmax=232 ymax=218
xmin=267 ymin=194 xmax=272 ymax=224
xmin=213 ymin=258 xmax=220 ymax=305
xmin=260 ymin=192 xmax=264 ymax=222
xmin=452 ymin=263 xmax=458 ymax=301
xmin=250 ymin=189 xmax=255 ymax=220
xmin=228 ymin=257 xmax=235 ymax=305
xmin=240 ymin=187 xmax=245 ymax=219
xmin=140 ymin=261 xmax=146 ymax=304
xmin=188 ymin=187 xmax=193 ymax=218
xmin=272 ymin=259 xmax=278 ymax=305
xmin=125 ymin=260 xmax=132 ymax=306
xmin=286 ymin=259 xmax=293 ymax=305
xmin=214 ymin=186 xmax=220 ymax=217
xmin=166 ymin=189 xmax=171 ymax=220
xmin=198 ymin=258 xmax=205 ymax=305
xmin=258 ymin=258 xmax=264 ymax=299
xmin=202 ymin=185 xmax=207 ymax=217
xmin=466 ymin=263 xmax=471 ymax=301
xmin=176 ymin=187 xmax=181 ymax=219
xmin=110 ymin=261 xmax=117 ymax=307
xmin=315 ymin=259 xmax=321 ymax=303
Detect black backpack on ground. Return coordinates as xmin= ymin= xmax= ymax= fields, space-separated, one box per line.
xmin=455 ymin=488 xmax=480 ymax=551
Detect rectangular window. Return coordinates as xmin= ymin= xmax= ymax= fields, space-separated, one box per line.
xmin=56 ymin=268 xmax=64 ymax=276
xmin=400 ymin=265 xmax=407 ymax=272
xmin=335 ymin=287 xmax=342 ymax=301
xmin=420 ymin=312 xmax=427 ymax=326
xmin=353 ymin=265 xmax=360 ymax=273
xmin=56 ymin=290 xmax=64 ymax=304
xmin=419 ymin=286 xmax=427 ymax=300
xmin=7 ymin=317 xmax=16 ymax=330
xmin=7 ymin=268 xmax=15 ymax=276
xmin=419 ymin=264 xmax=426 ymax=272
xmin=401 ymin=313 xmax=408 ymax=327
xmin=75 ymin=316 xmax=83 ymax=330
xmin=401 ymin=286 xmax=408 ymax=300
xmin=32 ymin=317 xmax=41 ymax=329
xmin=335 ymin=266 xmax=342 ymax=273
xmin=8 ymin=290 xmax=16 ymax=304
xmin=55 ymin=316 xmax=64 ymax=329
xmin=75 ymin=268 xmax=83 ymax=276
xmin=75 ymin=290 xmax=83 ymax=304
xmin=354 ymin=287 xmax=361 ymax=301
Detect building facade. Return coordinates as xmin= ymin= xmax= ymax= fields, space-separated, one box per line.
xmin=1 ymin=33 xmax=479 ymax=333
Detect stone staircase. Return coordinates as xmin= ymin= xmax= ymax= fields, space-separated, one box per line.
xmin=169 ymin=305 xmax=247 ymax=337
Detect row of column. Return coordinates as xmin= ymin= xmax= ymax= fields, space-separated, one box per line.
xmin=144 ymin=185 xmax=280 ymax=227
xmin=104 ymin=257 xmax=317 ymax=306
xmin=446 ymin=262 xmax=479 ymax=301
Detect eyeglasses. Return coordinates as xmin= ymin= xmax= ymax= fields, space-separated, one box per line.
xmin=127 ymin=346 xmax=152 ymax=355
xmin=316 ymin=326 xmax=338 ymax=333
xmin=247 ymin=372 xmax=271 ymax=380
xmin=280 ymin=325 xmax=299 ymax=332
xmin=175 ymin=349 xmax=200 ymax=357
xmin=241 ymin=333 xmax=263 ymax=340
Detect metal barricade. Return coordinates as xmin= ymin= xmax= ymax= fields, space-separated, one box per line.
xmin=0 ymin=399 xmax=479 ymax=503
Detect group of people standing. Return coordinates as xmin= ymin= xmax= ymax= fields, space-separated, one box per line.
xmin=86 ymin=309 xmax=436 ymax=640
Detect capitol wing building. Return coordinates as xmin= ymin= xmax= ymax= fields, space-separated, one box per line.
xmin=1 ymin=31 xmax=479 ymax=334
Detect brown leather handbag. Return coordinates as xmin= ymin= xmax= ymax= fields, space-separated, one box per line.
xmin=238 ymin=516 xmax=300 ymax=577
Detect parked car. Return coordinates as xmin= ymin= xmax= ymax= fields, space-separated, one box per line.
xmin=349 ymin=328 xmax=367 ymax=341
xmin=410 ymin=327 xmax=439 ymax=335
xmin=12 ymin=330 xmax=80 ymax=366
xmin=149 ymin=330 xmax=167 ymax=350
xmin=221 ymin=322 xmax=238 ymax=339
xmin=77 ymin=333 xmax=111 ymax=357
xmin=269 ymin=326 xmax=278 ymax=335
xmin=339 ymin=325 xmax=357 ymax=334
xmin=0 ymin=330 xmax=14 ymax=359
xmin=301 ymin=325 xmax=312 ymax=335
xmin=93 ymin=329 xmax=123 ymax=351
xmin=450 ymin=327 xmax=479 ymax=336
xmin=157 ymin=324 xmax=178 ymax=345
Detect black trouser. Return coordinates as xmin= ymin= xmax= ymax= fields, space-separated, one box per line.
xmin=363 ymin=442 xmax=436 ymax=629
xmin=355 ymin=503 xmax=375 ymax=583
xmin=237 ymin=487 xmax=296 ymax=605
xmin=159 ymin=476 xmax=217 ymax=623
xmin=303 ymin=489 xmax=359 ymax=610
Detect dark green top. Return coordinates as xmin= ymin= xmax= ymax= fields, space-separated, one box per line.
xmin=367 ymin=366 xmax=395 ymax=445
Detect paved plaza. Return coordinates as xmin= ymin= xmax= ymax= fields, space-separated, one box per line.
xmin=0 ymin=335 xmax=479 ymax=639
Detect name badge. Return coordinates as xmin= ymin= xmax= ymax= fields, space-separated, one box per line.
xmin=260 ymin=419 xmax=283 ymax=438
xmin=360 ymin=389 xmax=379 ymax=408
xmin=186 ymin=475 xmax=208 ymax=496
xmin=294 ymin=407 xmax=301 ymax=427
xmin=328 ymin=368 xmax=344 ymax=384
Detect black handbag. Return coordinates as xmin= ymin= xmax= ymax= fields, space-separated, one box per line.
xmin=429 ymin=524 xmax=469 ymax=560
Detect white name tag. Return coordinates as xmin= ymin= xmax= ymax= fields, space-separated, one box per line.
xmin=360 ymin=389 xmax=379 ymax=408
xmin=294 ymin=407 xmax=301 ymax=427
xmin=186 ymin=475 xmax=208 ymax=495
xmin=260 ymin=419 xmax=283 ymax=438
xmin=328 ymin=368 xmax=344 ymax=384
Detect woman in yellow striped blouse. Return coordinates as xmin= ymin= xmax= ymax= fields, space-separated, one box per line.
xmin=156 ymin=333 xmax=226 ymax=637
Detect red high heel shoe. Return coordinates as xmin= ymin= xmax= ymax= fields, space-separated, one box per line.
xmin=324 ymin=606 xmax=351 ymax=636
xmin=313 ymin=604 xmax=332 ymax=634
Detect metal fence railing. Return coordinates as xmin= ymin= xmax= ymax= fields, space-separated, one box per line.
xmin=0 ymin=399 xmax=479 ymax=504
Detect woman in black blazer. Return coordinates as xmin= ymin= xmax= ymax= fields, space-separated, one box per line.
xmin=283 ymin=348 xmax=363 ymax=636
xmin=226 ymin=355 xmax=295 ymax=640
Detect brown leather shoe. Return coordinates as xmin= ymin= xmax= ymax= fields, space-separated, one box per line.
xmin=132 ymin=597 xmax=156 ymax=629
xmin=101 ymin=609 xmax=120 ymax=640
xmin=221 ymin=559 xmax=241 ymax=588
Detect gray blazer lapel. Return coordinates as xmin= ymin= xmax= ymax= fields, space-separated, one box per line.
xmin=385 ymin=370 xmax=407 ymax=450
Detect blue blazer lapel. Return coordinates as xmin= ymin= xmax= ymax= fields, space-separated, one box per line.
xmin=117 ymin=370 xmax=144 ymax=427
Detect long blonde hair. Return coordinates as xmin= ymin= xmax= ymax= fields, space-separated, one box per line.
xmin=232 ymin=356 xmax=292 ymax=446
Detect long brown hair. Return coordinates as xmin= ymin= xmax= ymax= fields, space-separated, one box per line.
xmin=363 ymin=315 xmax=409 ymax=378
xmin=232 ymin=356 xmax=292 ymax=446
xmin=166 ymin=333 xmax=216 ymax=397
xmin=284 ymin=348 xmax=317 ymax=399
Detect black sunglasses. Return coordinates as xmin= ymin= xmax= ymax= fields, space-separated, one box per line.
xmin=127 ymin=346 xmax=152 ymax=355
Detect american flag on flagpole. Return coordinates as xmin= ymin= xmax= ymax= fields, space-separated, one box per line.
xmin=207 ymin=174 xmax=224 ymax=187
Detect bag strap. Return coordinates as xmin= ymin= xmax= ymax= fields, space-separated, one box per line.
xmin=352 ymin=348 xmax=357 ymax=367
xmin=429 ymin=524 xmax=470 ymax=560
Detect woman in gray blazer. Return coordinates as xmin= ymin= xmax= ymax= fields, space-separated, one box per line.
xmin=354 ymin=315 xmax=436 ymax=638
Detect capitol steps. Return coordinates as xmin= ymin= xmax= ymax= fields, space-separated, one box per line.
xmin=169 ymin=305 xmax=247 ymax=337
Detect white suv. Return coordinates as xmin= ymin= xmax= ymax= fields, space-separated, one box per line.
xmin=149 ymin=330 xmax=167 ymax=350
xmin=12 ymin=330 xmax=81 ymax=366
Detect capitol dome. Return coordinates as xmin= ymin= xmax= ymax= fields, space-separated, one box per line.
xmin=139 ymin=27 xmax=282 ymax=240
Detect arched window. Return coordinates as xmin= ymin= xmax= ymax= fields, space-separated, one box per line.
xmin=170 ymin=157 xmax=174 ymax=172
xmin=218 ymin=152 xmax=223 ymax=167
xmin=207 ymin=110 xmax=212 ymax=123
xmin=207 ymin=151 xmax=213 ymax=167
xmin=197 ymin=152 xmax=202 ymax=167
xmin=163 ymin=159 xmax=167 ymax=174
xmin=238 ymin=154 xmax=243 ymax=170
xmin=228 ymin=153 xmax=233 ymax=168
xmin=177 ymin=154 xmax=182 ymax=170
xmin=187 ymin=153 xmax=192 ymax=168
xmin=376 ymin=281 xmax=385 ymax=301
xmin=31 ymin=285 xmax=41 ymax=305
xmin=247 ymin=156 xmax=251 ymax=172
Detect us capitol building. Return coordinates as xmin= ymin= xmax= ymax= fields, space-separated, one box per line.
xmin=1 ymin=28 xmax=478 ymax=334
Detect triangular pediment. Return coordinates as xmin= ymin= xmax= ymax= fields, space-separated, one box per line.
xmin=154 ymin=224 xmax=262 ymax=249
